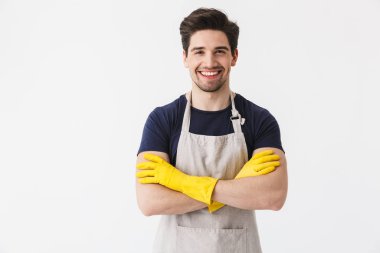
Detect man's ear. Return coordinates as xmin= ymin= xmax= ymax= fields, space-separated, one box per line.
xmin=183 ymin=50 xmax=189 ymax=68
xmin=231 ymin=48 xmax=238 ymax=66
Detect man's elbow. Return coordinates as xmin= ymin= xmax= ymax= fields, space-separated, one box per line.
xmin=244 ymin=193 xmax=286 ymax=211
xmin=137 ymin=199 xmax=158 ymax=216
xmin=270 ymin=197 xmax=286 ymax=211
xmin=136 ymin=188 xmax=161 ymax=216
xmin=136 ymin=183 xmax=163 ymax=216
xmin=269 ymin=190 xmax=287 ymax=211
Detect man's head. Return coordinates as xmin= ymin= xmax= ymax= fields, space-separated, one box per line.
xmin=180 ymin=8 xmax=239 ymax=57
xmin=180 ymin=8 xmax=240 ymax=93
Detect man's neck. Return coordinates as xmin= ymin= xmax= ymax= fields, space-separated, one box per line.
xmin=187 ymin=84 xmax=232 ymax=111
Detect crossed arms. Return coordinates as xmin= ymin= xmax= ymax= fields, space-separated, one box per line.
xmin=135 ymin=147 xmax=288 ymax=216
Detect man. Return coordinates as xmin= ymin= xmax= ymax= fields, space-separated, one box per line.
xmin=136 ymin=8 xmax=287 ymax=253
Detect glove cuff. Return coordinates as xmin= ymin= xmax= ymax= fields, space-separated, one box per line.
xmin=181 ymin=176 xmax=218 ymax=205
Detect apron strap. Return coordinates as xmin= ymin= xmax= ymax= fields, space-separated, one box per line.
xmin=181 ymin=92 xmax=192 ymax=132
xmin=182 ymin=91 xmax=245 ymax=133
xmin=230 ymin=92 xmax=245 ymax=133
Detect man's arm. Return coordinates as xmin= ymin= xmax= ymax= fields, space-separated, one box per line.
xmin=211 ymin=147 xmax=288 ymax=211
xmin=136 ymin=151 xmax=207 ymax=216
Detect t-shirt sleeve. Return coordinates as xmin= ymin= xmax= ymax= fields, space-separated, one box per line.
xmin=253 ymin=109 xmax=285 ymax=153
xmin=137 ymin=107 xmax=170 ymax=155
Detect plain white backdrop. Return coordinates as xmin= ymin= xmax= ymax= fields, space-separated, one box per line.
xmin=1 ymin=0 xmax=379 ymax=252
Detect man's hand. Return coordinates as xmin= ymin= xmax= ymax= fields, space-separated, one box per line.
xmin=136 ymin=153 xmax=218 ymax=205
xmin=208 ymin=150 xmax=281 ymax=213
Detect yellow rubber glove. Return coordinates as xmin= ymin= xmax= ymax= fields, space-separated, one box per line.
xmin=208 ymin=150 xmax=281 ymax=213
xmin=136 ymin=153 xmax=218 ymax=205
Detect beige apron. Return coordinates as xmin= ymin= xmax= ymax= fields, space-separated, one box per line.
xmin=153 ymin=91 xmax=262 ymax=253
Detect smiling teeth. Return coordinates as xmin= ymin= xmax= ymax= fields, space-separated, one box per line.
xmin=201 ymin=71 xmax=219 ymax=76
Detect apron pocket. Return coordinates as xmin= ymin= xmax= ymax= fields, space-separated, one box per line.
xmin=176 ymin=225 xmax=247 ymax=253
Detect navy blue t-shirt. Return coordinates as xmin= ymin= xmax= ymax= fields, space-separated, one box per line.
xmin=138 ymin=93 xmax=284 ymax=165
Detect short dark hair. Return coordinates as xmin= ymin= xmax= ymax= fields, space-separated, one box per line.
xmin=179 ymin=8 xmax=239 ymax=56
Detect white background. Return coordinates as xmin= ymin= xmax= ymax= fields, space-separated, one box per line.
xmin=1 ymin=0 xmax=379 ymax=252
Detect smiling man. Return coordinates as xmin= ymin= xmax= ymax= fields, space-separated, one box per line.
xmin=187 ymin=31 xmax=232 ymax=92
xmin=136 ymin=8 xmax=287 ymax=253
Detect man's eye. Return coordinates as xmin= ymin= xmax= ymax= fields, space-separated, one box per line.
xmin=216 ymin=50 xmax=225 ymax=54
xmin=195 ymin=51 xmax=203 ymax=55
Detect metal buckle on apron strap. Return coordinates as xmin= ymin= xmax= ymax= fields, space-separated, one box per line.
xmin=230 ymin=114 xmax=246 ymax=125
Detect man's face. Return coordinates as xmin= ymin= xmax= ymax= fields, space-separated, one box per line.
xmin=183 ymin=29 xmax=238 ymax=93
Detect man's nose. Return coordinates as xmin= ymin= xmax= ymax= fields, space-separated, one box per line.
xmin=203 ymin=53 xmax=218 ymax=68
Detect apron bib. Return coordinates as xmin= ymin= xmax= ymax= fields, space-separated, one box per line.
xmin=153 ymin=91 xmax=262 ymax=253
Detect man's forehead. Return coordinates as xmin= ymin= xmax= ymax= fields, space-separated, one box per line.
xmin=189 ymin=30 xmax=230 ymax=50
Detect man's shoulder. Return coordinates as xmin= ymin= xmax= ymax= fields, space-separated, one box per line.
xmin=235 ymin=93 xmax=270 ymax=115
xmin=152 ymin=94 xmax=186 ymax=115
xmin=147 ymin=94 xmax=186 ymax=129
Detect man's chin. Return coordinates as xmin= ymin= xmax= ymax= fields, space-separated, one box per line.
xmin=195 ymin=81 xmax=225 ymax=93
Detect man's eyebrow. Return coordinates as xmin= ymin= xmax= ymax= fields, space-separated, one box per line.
xmin=215 ymin=46 xmax=229 ymax=51
xmin=190 ymin=47 xmax=205 ymax=52
xmin=190 ymin=46 xmax=230 ymax=52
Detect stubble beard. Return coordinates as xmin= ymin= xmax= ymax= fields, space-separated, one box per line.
xmin=192 ymin=68 xmax=230 ymax=93
xmin=194 ymin=79 xmax=227 ymax=92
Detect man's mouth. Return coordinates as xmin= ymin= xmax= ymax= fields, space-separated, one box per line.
xmin=197 ymin=70 xmax=222 ymax=79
